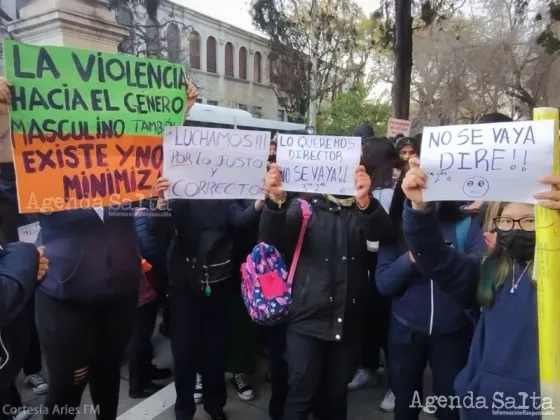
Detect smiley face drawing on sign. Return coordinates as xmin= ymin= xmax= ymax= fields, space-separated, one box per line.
xmin=462 ymin=176 xmax=490 ymax=198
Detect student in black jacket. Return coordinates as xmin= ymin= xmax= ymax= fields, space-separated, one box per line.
xmin=260 ymin=163 xmax=395 ymax=420
xmin=151 ymin=178 xmax=263 ymax=420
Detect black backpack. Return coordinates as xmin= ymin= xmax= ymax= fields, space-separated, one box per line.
xmin=186 ymin=230 xmax=233 ymax=296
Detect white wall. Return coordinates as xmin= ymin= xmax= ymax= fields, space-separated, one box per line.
xmin=158 ymin=1 xmax=283 ymax=120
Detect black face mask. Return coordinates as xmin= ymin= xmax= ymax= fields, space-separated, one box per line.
xmin=268 ymin=155 xmax=276 ymax=163
xmin=497 ymin=230 xmax=535 ymax=263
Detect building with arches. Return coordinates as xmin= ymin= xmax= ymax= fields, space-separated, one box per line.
xmin=144 ymin=0 xmax=287 ymax=121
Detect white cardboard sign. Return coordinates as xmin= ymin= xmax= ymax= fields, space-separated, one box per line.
xmin=277 ymin=134 xmax=361 ymax=195
xmin=163 ymin=126 xmax=270 ymax=200
xmin=18 ymin=221 xmax=40 ymax=244
xmin=420 ymin=120 xmax=555 ymax=203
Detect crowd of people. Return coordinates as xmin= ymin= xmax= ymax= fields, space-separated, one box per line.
xmin=0 ymin=71 xmax=557 ymax=420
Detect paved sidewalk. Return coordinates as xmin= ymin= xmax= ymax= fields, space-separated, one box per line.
xmin=15 ymin=332 xmax=430 ymax=420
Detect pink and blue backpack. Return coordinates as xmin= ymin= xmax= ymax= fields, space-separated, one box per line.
xmin=241 ymin=199 xmax=312 ymax=325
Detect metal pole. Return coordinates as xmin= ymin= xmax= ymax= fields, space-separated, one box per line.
xmin=308 ymin=0 xmax=318 ymax=130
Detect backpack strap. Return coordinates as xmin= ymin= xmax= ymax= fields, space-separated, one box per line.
xmin=455 ymin=216 xmax=472 ymax=253
xmin=287 ymin=199 xmax=312 ymax=286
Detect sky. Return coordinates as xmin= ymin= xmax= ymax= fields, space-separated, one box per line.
xmin=176 ymin=0 xmax=379 ymax=35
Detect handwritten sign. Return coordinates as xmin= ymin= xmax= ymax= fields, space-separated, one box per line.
xmin=4 ymin=40 xmax=186 ymax=213
xmin=17 ymin=221 xmax=40 ymax=243
xmin=421 ymin=120 xmax=555 ymax=203
xmin=277 ymin=134 xmax=361 ymax=195
xmin=387 ymin=118 xmax=411 ymax=138
xmin=163 ymin=126 xmax=270 ymax=199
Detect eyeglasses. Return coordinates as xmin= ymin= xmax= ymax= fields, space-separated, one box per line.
xmin=493 ymin=216 xmax=535 ymax=232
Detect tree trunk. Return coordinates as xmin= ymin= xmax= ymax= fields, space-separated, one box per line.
xmin=392 ymin=0 xmax=413 ymax=119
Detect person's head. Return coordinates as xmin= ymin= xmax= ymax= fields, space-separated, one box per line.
xmin=478 ymin=201 xmax=535 ymax=307
xmin=395 ymin=137 xmax=420 ymax=162
xmin=361 ymin=137 xmax=401 ymax=190
xmin=353 ymin=123 xmax=375 ymax=150
xmin=476 ymin=113 xmax=512 ymax=124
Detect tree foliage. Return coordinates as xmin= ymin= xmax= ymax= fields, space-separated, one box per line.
xmin=251 ymin=0 xmax=377 ymax=120
xmin=317 ymin=84 xmax=391 ymax=135
xmin=373 ymin=0 xmax=560 ymax=122
xmin=372 ymin=0 xmax=560 ymax=119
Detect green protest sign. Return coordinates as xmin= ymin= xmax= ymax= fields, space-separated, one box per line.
xmin=4 ymin=40 xmax=186 ymax=213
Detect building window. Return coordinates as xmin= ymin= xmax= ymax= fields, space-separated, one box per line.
xmin=206 ymin=36 xmax=217 ymax=73
xmin=238 ymin=104 xmax=248 ymax=111
xmin=254 ymin=52 xmax=262 ymax=83
xmin=225 ymin=42 xmax=234 ymax=77
xmin=239 ymin=47 xmax=247 ymax=80
xmin=252 ymin=106 xmax=262 ymax=118
xmin=207 ymin=100 xmax=218 ymax=106
xmin=195 ymin=98 xmax=203 ymax=103
xmin=189 ymin=31 xmax=200 ymax=70
xmin=277 ymin=110 xmax=285 ymax=121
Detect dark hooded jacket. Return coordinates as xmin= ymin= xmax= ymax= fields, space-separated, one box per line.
xmin=353 ymin=123 xmax=375 ymax=147
xmin=259 ymin=195 xmax=395 ymax=341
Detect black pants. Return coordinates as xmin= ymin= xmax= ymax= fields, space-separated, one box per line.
xmin=261 ymin=325 xmax=288 ymax=420
xmin=283 ymin=330 xmax=359 ymax=420
xmin=360 ymin=281 xmax=391 ymax=373
xmin=0 ymin=386 xmax=22 ymax=420
xmin=389 ymin=318 xmax=473 ymax=420
xmin=23 ymin=294 xmax=43 ymax=376
xmin=170 ymin=287 xmax=229 ymax=420
xmin=128 ymin=299 xmax=160 ymax=390
xmin=35 ymin=290 xmax=137 ymax=420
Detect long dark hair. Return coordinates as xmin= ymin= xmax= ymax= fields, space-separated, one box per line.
xmin=361 ymin=137 xmax=402 ymax=190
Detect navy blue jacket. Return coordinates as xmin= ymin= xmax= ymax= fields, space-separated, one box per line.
xmin=0 ymin=242 xmax=39 ymax=389
xmin=150 ymin=199 xmax=261 ymax=291
xmin=402 ymin=202 xmax=540 ymax=419
xmin=37 ymin=208 xmax=142 ymax=301
xmin=376 ymin=203 xmax=485 ymax=335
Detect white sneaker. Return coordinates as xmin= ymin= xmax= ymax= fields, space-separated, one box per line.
xmin=380 ymin=389 xmax=395 ymax=413
xmin=231 ymin=373 xmax=255 ymax=401
xmin=25 ymin=374 xmax=48 ymax=395
xmin=193 ymin=373 xmax=203 ymax=404
xmin=13 ymin=405 xmax=33 ymax=420
xmin=347 ymin=368 xmax=374 ymax=391
xmin=423 ymin=404 xmax=435 ymax=415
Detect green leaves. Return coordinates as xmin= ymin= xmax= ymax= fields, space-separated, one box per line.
xmin=317 ymin=85 xmax=391 ymax=135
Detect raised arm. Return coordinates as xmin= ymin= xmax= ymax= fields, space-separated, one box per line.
xmin=0 ymin=242 xmax=39 ymax=327
xmin=403 ymin=202 xmax=480 ymax=306
xmin=375 ymin=241 xmax=417 ymax=297
xmin=401 ymin=159 xmax=480 ymax=307
xmin=356 ymin=197 xmax=395 ymax=242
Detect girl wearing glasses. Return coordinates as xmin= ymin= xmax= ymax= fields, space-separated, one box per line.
xmin=399 ymin=157 xmax=559 ymax=420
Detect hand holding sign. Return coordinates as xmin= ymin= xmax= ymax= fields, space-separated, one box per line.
xmin=534 ymin=175 xmax=560 ymax=210
xmin=402 ymin=157 xmax=428 ymax=210
xmin=355 ymin=165 xmax=372 ymax=209
xmin=185 ymin=80 xmax=199 ymax=112
xmin=155 ymin=176 xmax=170 ymax=210
xmin=0 ymin=77 xmax=11 ymax=115
xmin=264 ymin=163 xmax=284 ymax=202
xmin=37 ymin=246 xmax=49 ymax=281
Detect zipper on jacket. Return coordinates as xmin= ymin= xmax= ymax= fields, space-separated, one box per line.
xmin=429 ymin=280 xmax=435 ymax=335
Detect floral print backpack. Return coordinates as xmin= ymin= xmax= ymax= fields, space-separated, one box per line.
xmin=241 ymin=199 xmax=311 ymax=325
